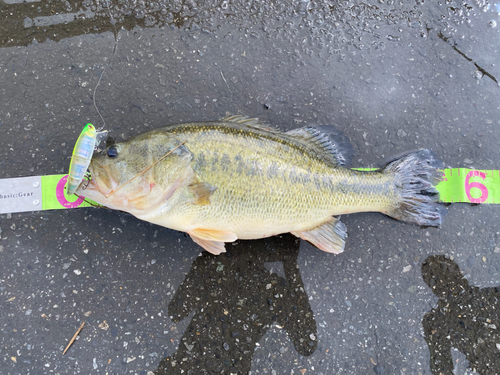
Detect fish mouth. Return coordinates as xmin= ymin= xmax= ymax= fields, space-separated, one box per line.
xmin=85 ymin=161 xmax=118 ymax=198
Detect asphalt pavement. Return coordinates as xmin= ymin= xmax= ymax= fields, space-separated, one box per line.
xmin=1 ymin=0 xmax=500 ymax=374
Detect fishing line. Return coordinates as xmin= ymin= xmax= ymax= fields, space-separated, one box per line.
xmin=75 ymin=194 xmax=105 ymax=208
xmin=93 ymin=0 xmax=120 ymax=131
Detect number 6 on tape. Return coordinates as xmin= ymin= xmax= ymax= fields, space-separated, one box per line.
xmin=437 ymin=168 xmax=498 ymax=204
xmin=465 ymin=170 xmax=488 ymax=203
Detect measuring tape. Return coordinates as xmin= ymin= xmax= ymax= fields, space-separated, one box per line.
xmin=0 ymin=175 xmax=96 ymax=214
xmin=0 ymin=169 xmax=498 ymax=214
xmin=438 ymin=168 xmax=496 ymax=204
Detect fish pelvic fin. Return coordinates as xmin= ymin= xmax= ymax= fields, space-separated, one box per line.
xmin=291 ymin=217 xmax=347 ymax=254
xmin=189 ymin=235 xmax=227 ymax=255
xmin=188 ymin=228 xmax=238 ymax=255
xmin=286 ymin=125 xmax=353 ymax=167
xmin=188 ymin=228 xmax=238 ymax=242
xmin=382 ymin=149 xmax=447 ymax=227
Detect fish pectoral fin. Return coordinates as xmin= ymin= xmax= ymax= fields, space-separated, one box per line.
xmin=188 ymin=228 xmax=238 ymax=242
xmin=291 ymin=217 xmax=347 ymax=254
xmin=189 ymin=235 xmax=227 ymax=255
xmin=188 ymin=182 xmax=217 ymax=205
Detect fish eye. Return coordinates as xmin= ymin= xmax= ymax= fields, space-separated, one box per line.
xmin=107 ymin=145 xmax=119 ymax=158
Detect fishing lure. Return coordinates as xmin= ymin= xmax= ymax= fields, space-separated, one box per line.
xmin=66 ymin=123 xmax=108 ymax=195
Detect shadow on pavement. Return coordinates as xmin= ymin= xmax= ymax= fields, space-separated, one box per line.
xmin=422 ymin=255 xmax=500 ymax=374
xmin=155 ymin=234 xmax=317 ymax=374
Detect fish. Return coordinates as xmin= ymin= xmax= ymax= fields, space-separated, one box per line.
xmin=76 ymin=115 xmax=445 ymax=255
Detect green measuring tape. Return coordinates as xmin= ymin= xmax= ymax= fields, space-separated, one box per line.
xmin=438 ymin=168 xmax=496 ymax=204
xmin=0 ymin=168 xmax=497 ymax=215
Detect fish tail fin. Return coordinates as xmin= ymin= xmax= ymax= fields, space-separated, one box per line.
xmin=382 ymin=149 xmax=446 ymax=227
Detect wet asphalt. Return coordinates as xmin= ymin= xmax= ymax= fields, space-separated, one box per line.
xmin=1 ymin=0 xmax=500 ymax=374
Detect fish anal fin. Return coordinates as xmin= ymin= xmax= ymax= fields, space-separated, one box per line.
xmin=285 ymin=126 xmax=353 ymax=167
xmin=291 ymin=217 xmax=347 ymax=254
xmin=220 ymin=115 xmax=277 ymax=132
xmin=189 ymin=235 xmax=226 ymax=255
xmin=189 ymin=182 xmax=217 ymax=205
xmin=188 ymin=228 xmax=238 ymax=242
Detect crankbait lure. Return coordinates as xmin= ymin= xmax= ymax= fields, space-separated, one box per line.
xmin=66 ymin=123 xmax=108 ymax=195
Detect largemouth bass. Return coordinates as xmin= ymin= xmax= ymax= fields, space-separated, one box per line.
xmin=76 ymin=115 xmax=445 ymax=255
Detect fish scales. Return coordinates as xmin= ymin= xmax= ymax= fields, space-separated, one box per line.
xmin=78 ymin=116 xmax=445 ymax=255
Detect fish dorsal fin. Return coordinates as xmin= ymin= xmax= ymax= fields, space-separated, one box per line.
xmin=285 ymin=125 xmax=353 ymax=167
xmin=220 ymin=116 xmax=353 ymax=166
xmin=220 ymin=115 xmax=278 ymax=132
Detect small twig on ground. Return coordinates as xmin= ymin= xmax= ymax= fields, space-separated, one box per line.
xmin=220 ymin=70 xmax=230 ymax=89
xmin=63 ymin=321 xmax=86 ymax=355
